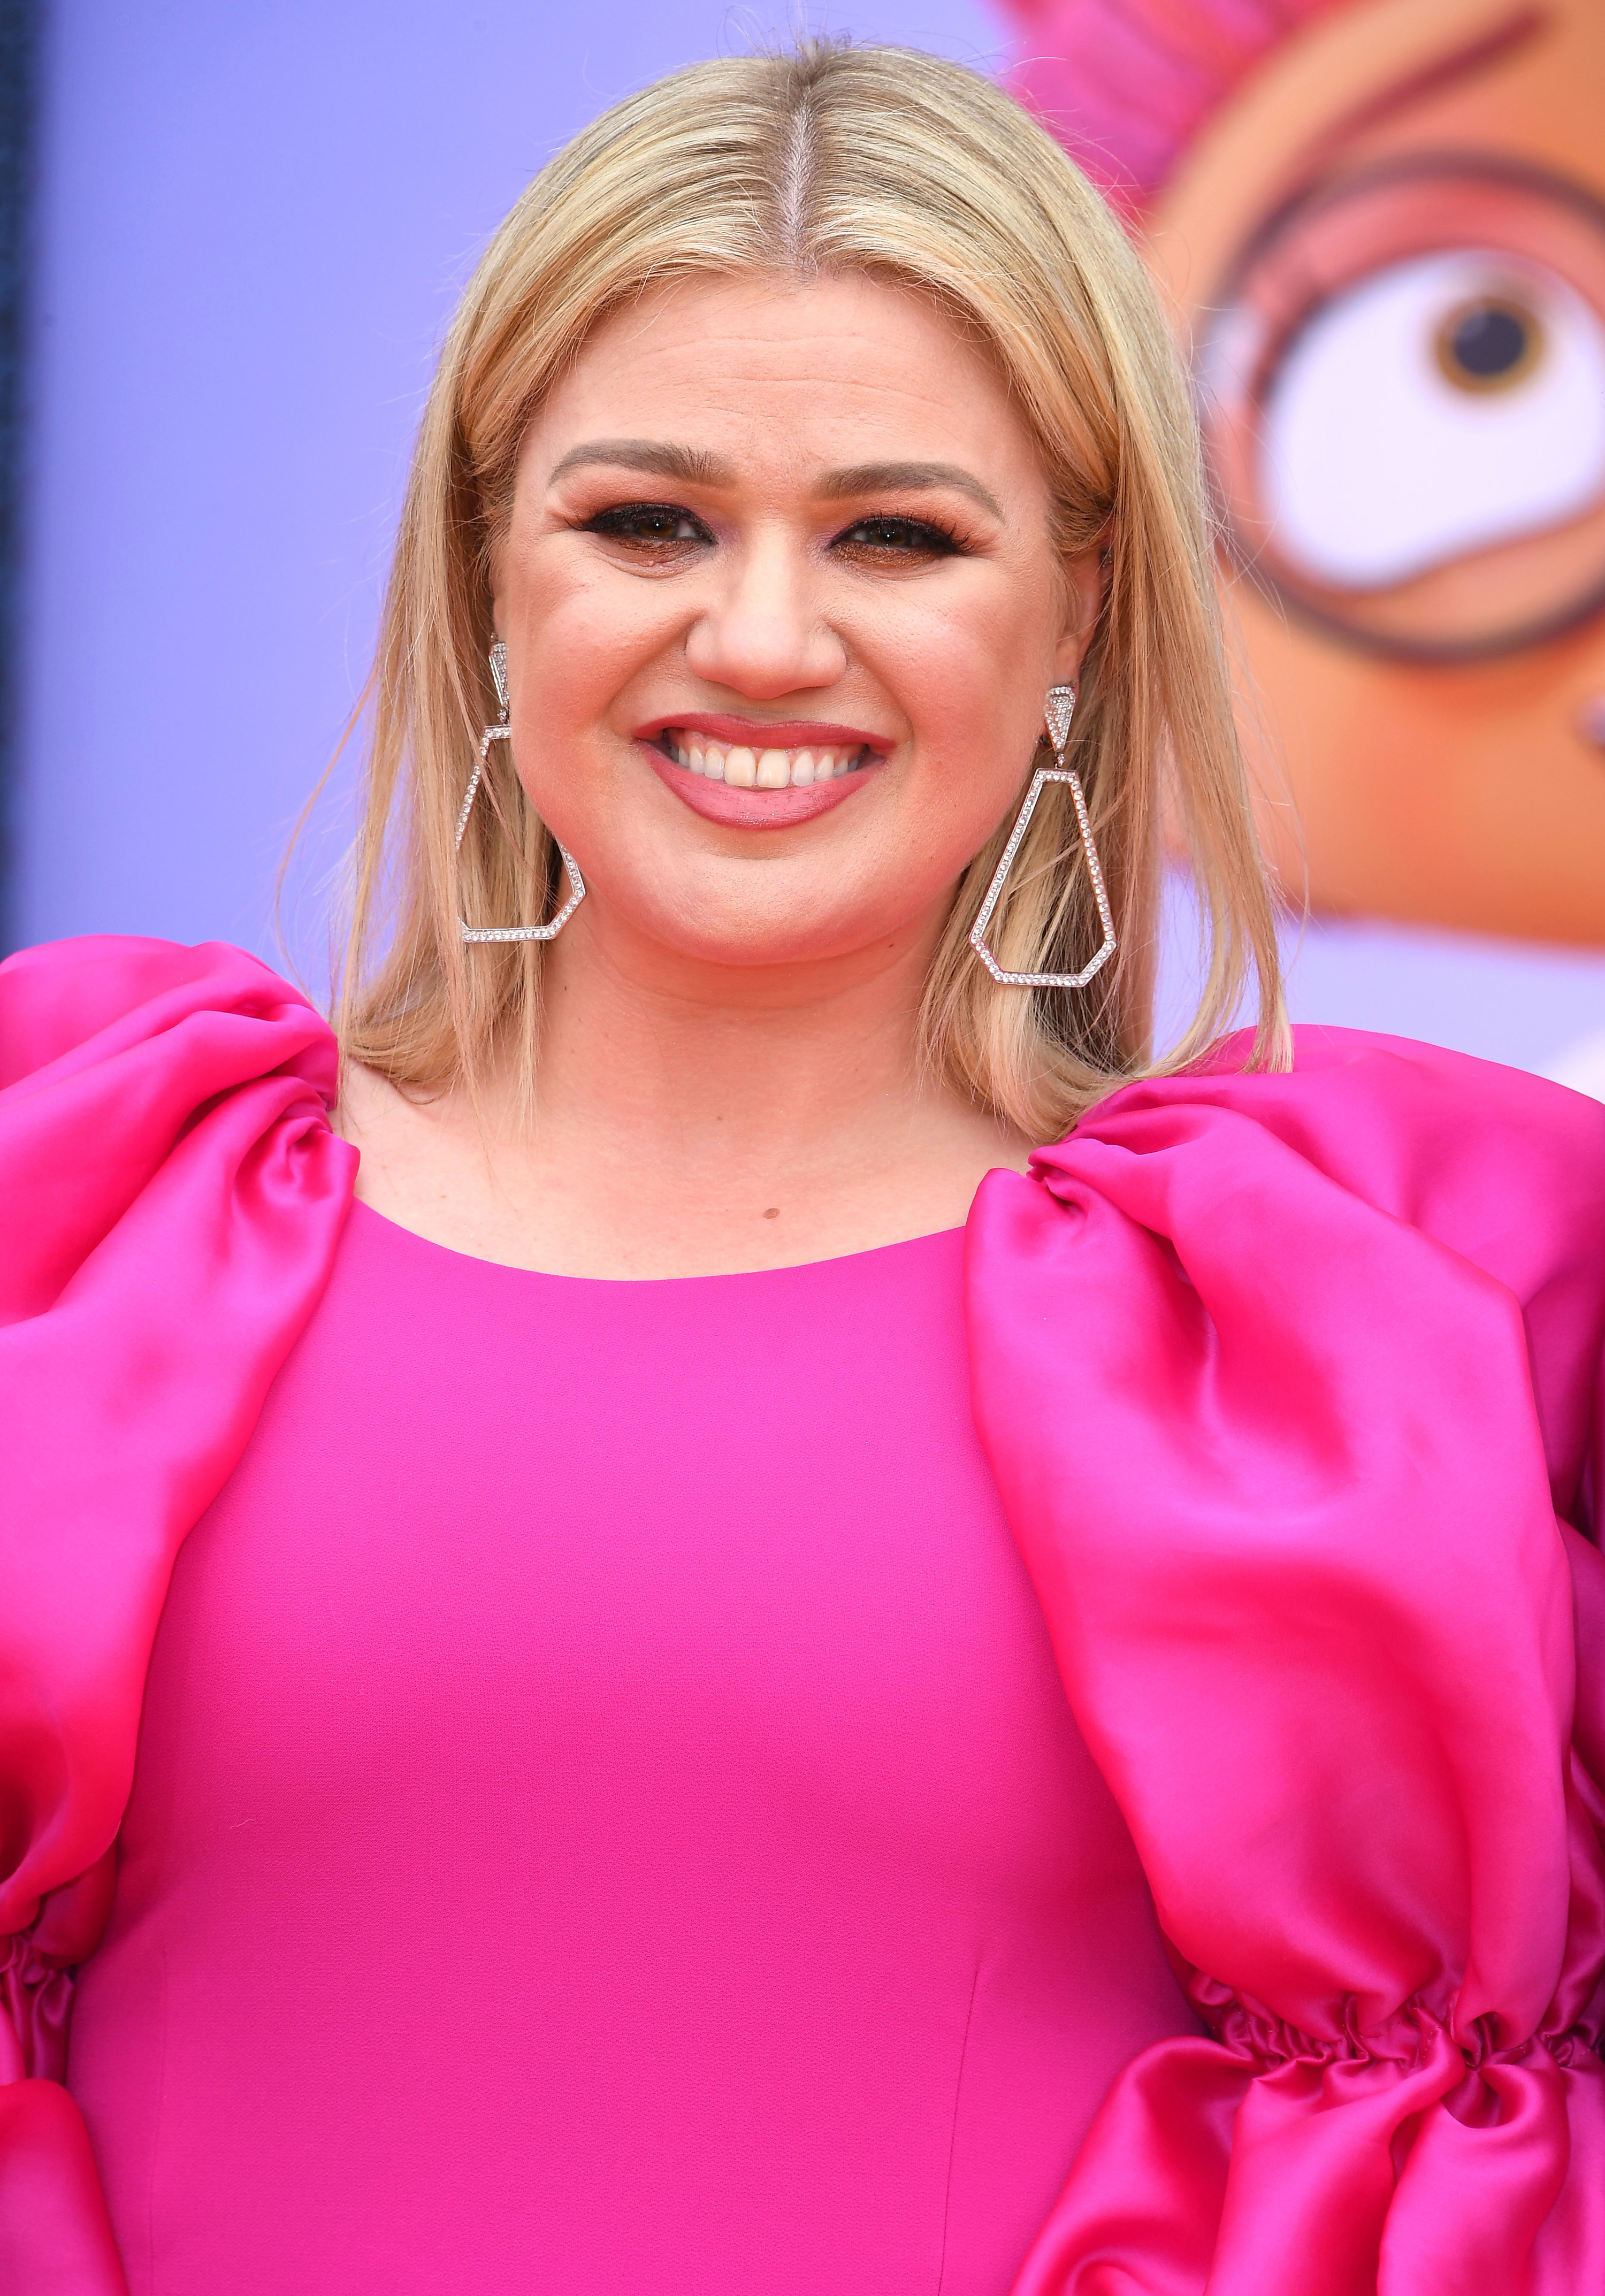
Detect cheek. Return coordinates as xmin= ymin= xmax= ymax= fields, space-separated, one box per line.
xmin=499 ymin=549 xmax=684 ymax=830
xmin=870 ymin=575 xmax=1054 ymax=826
xmin=513 ymin=552 xmax=674 ymax=721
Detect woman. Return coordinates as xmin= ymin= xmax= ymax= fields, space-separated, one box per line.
xmin=2 ymin=38 xmax=1602 ymax=2296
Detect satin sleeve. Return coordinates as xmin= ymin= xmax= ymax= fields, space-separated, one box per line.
xmin=965 ymin=1027 xmax=1605 ymax=2296
xmin=0 ymin=936 xmax=356 ymax=2292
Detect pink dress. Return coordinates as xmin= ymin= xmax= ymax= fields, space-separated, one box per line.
xmin=65 ymin=1205 xmax=1195 ymax=2293
xmin=5 ymin=936 xmax=1605 ymax=2295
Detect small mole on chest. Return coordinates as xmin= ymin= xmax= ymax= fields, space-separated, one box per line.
xmin=762 ymin=1207 xmax=781 ymax=1220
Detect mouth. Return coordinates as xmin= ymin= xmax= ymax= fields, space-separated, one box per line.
xmin=635 ymin=713 xmax=889 ymax=829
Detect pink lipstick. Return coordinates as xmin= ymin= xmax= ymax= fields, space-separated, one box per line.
xmin=633 ymin=712 xmax=892 ymax=831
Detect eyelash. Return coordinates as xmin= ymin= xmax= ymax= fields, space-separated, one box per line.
xmin=584 ymin=503 xmax=709 ymax=546
xmin=835 ymin=514 xmax=965 ymax=557
xmin=580 ymin=502 xmax=969 ymax=558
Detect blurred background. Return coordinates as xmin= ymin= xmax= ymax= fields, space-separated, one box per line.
xmin=3 ymin=0 xmax=1603 ymax=1086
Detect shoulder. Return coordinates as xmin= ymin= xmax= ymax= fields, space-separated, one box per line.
xmin=1 ymin=933 xmax=353 ymax=1331
xmin=0 ymin=933 xmax=335 ymax=1099
xmin=1100 ymin=1017 xmax=1605 ymax=1164
xmin=993 ymin=1024 xmax=1605 ymax=1526
xmin=1047 ymin=1023 xmax=1605 ymax=1284
xmin=1250 ymin=1018 xmax=1604 ymax=1162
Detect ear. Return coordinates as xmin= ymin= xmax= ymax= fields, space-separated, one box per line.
xmin=1052 ymin=544 xmax=1107 ymax=684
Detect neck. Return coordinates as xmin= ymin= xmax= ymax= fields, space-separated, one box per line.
xmin=523 ymin=904 xmax=949 ymax=1174
xmin=343 ymin=897 xmax=1031 ymax=1279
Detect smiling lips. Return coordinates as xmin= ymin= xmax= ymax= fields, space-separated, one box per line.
xmin=663 ymin=731 xmax=869 ymax=789
xmin=637 ymin=714 xmax=888 ymax=829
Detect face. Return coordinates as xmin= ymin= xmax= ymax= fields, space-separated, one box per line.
xmin=1149 ymin=0 xmax=1605 ymax=941
xmin=490 ymin=272 xmax=1098 ymax=987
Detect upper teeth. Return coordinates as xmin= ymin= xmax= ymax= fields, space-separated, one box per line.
xmin=663 ymin=734 xmax=869 ymax=787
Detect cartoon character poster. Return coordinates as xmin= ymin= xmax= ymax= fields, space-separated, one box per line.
xmin=997 ymin=0 xmax=1605 ymax=1083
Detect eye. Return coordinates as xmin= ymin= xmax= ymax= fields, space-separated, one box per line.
xmin=585 ymin=502 xmax=712 ymax=547
xmin=1257 ymin=251 xmax=1605 ymax=590
xmin=1435 ymin=295 xmax=1543 ymax=391
xmin=1197 ymin=161 xmax=1605 ymax=656
xmin=832 ymin=514 xmax=962 ymax=559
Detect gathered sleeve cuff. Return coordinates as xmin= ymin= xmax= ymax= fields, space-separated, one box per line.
xmin=966 ymin=1028 xmax=1605 ymax=2294
xmin=0 ymin=936 xmax=357 ymax=2291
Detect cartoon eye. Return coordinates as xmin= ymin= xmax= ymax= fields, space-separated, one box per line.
xmin=1435 ymin=295 xmax=1543 ymax=391
xmin=1198 ymin=160 xmax=1605 ymax=656
xmin=1258 ymin=250 xmax=1605 ymax=590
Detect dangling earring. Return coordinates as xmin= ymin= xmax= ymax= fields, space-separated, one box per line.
xmin=455 ymin=640 xmax=587 ymax=944
xmin=968 ymin=683 xmax=1116 ymax=989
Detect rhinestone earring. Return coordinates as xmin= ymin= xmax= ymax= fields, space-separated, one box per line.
xmin=455 ymin=640 xmax=587 ymax=944
xmin=968 ymin=683 xmax=1116 ymax=989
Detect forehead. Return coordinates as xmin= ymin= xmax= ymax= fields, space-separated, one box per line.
xmin=522 ymin=272 xmax=1043 ymax=492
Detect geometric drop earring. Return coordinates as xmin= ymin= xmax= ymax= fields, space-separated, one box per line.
xmin=968 ymin=680 xmax=1117 ymax=989
xmin=455 ymin=639 xmax=588 ymax=944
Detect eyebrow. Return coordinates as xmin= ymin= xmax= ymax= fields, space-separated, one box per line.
xmin=1311 ymin=5 xmax=1548 ymax=164
xmin=547 ymin=439 xmax=736 ymax=487
xmin=547 ymin=440 xmax=1005 ymax=521
xmin=815 ymin=460 xmax=1005 ymax=521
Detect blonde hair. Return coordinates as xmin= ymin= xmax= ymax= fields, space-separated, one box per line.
xmin=334 ymin=36 xmax=1287 ymax=1139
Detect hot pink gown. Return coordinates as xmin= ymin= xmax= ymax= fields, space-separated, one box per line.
xmin=64 ymin=1206 xmax=1196 ymax=2293
xmin=6 ymin=937 xmax=1605 ymax=2295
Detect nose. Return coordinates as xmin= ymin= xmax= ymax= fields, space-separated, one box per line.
xmin=683 ymin=527 xmax=847 ymax=699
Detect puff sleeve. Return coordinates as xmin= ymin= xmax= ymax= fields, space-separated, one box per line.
xmin=966 ymin=1027 xmax=1605 ymax=2295
xmin=0 ymin=936 xmax=356 ymax=2292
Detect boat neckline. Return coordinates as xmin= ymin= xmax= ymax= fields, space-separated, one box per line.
xmin=348 ymin=1195 xmax=971 ymax=1288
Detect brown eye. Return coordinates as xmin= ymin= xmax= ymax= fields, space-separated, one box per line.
xmin=835 ymin=515 xmax=959 ymax=556
xmin=587 ymin=504 xmax=710 ymax=545
xmin=1435 ymin=297 xmax=1544 ymax=393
